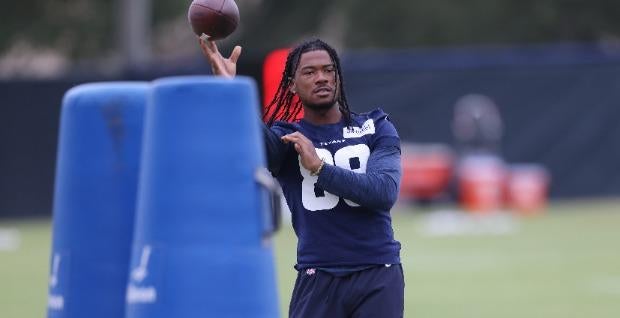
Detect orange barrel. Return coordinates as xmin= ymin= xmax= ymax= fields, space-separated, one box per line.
xmin=457 ymin=154 xmax=506 ymax=213
xmin=400 ymin=143 xmax=454 ymax=202
xmin=506 ymin=164 xmax=550 ymax=215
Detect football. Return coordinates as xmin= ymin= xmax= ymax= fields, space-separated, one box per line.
xmin=188 ymin=0 xmax=240 ymax=40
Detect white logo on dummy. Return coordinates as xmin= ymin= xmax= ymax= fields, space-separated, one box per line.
xmin=131 ymin=245 xmax=152 ymax=282
xmin=47 ymin=253 xmax=65 ymax=310
xmin=343 ymin=119 xmax=375 ymax=138
xmin=49 ymin=253 xmax=61 ymax=288
xmin=127 ymin=245 xmax=157 ymax=304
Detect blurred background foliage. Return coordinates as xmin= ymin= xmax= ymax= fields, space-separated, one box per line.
xmin=2 ymin=0 xmax=620 ymax=60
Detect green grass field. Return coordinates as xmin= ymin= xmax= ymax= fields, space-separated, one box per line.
xmin=1 ymin=199 xmax=619 ymax=317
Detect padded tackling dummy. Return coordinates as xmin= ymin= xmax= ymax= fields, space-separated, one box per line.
xmin=47 ymin=82 xmax=148 ymax=318
xmin=125 ymin=76 xmax=279 ymax=318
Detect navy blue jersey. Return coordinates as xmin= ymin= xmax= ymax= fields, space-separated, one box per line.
xmin=264 ymin=108 xmax=401 ymax=268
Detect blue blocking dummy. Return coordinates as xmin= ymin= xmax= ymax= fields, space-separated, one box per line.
xmin=125 ymin=76 xmax=279 ymax=318
xmin=48 ymin=83 xmax=148 ymax=318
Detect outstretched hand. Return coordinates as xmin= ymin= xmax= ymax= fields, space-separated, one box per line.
xmin=281 ymin=132 xmax=323 ymax=173
xmin=198 ymin=37 xmax=242 ymax=78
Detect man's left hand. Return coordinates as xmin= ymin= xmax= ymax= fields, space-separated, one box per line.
xmin=281 ymin=132 xmax=323 ymax=173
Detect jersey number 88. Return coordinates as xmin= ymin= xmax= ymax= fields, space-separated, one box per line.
xmin=300 ymin=144 xmax=370 ymax=211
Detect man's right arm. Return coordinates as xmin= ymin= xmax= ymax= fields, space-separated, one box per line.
xmin=262 ymin=124 xmax=288 ymax=175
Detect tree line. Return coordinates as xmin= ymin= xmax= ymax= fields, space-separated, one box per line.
xmin=1 ymin=0 xmax=619 ymax=58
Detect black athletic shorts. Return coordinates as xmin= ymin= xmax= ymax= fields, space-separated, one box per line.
xmin=289 ymin=264 xmax=404 ymax=318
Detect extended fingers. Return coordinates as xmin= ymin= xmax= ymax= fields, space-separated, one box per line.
xmin=198 ymin=37 xmax=219 ymax=57
xmin=198 ymin=37 xmax=219 ymax=53
xmin=229 ymin=46 xmax=242 ymax=64
xmin=198 ymin=37 xmax=209 ymax=52
xmin=205 ymin=38 xmax=220 ymax=54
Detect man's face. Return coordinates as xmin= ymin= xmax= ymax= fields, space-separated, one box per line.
xmin=291 ymin=50 xmax=338 ymax=110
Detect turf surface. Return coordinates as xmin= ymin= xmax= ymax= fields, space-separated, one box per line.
xmin=1 ymin=199 xmax=619 ymax=317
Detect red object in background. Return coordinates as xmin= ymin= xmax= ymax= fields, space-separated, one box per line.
xmin=505 ymin=164 xmax=550 ymax=215
xmin=400 ymin=144 xmax=454 ymax=202
xmin=262 ymin=48 xmax=303 ymax=122
xmin=457 ymin=154 xmax=506 ymax=213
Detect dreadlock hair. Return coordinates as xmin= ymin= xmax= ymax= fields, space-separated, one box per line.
xmin=263 ymin=38 xmax=353 ymax=127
